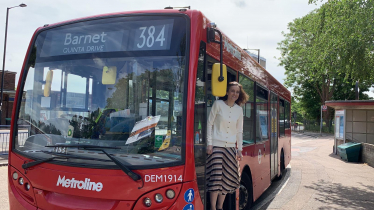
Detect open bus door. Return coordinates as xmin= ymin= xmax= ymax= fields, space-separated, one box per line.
xmin=270 ymin=92 xmax=278 ymax=179
xmin=194 ymin=41 xmax=238 ymax=209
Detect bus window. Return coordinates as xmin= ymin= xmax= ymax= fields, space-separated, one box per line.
xmin=66 ymin=74 xmax=87 ymax=109
xmin=285 ymin=101 xmax=290 ymax=130
xmin=239 ymin=74 xmax=255 ymax=145
xmin=16 ymin=9 xmax=188 ymax=166
xmin=194 ymin=41 xmax=206 ymax=205
xmin=256 ymin=85 xmax=269 ymax=141
xmin=279 ymin=99 xmax=285 ymax=137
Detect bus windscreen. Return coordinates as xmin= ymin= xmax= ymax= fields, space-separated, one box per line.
xmin=14 ymin=15 xmax=187 ymax=169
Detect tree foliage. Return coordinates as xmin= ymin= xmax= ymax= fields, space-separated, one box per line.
xmin=278 ymin=0 xmax=374 ymax=121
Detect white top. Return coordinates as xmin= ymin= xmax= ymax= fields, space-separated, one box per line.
xmin=207 ymin=100 xmax=243 ymax=151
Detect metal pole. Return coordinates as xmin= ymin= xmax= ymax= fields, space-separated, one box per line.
xmin=320 ymin=105 xmax=322 ymax=135
xmin=0 ymin=8 xmax=10 ymax=125
xmin=0 ymin=4 xmax=26 ymax=125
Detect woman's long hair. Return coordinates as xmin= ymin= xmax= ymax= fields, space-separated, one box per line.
xmin=219 ymin=81 xmax=249 ymax=106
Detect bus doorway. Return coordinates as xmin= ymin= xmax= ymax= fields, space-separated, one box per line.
xmin=203 ymin=57 xmax=237 ymax=210
xmin=270 ymin=92 xmax=278 ymax=179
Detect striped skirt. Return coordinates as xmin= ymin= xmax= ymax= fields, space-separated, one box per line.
xmin=206 ymin=147 xmax=240 ymax=195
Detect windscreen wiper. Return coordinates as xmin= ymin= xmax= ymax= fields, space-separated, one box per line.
xmin=22 ymin=156 xmax=68 ymax=169
xmin=22 ymin=151 xmax=111 ymax=169
xmin=22 ymin=145 xmax=120 ymax=169
xmin=45 ymin=144 xmax=141 ymax=181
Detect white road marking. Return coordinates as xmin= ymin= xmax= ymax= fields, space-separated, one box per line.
xmin=277 ymin=177 xmax=290 ymax=195
xmin=252 ymin=164 xmax=292 ymax=210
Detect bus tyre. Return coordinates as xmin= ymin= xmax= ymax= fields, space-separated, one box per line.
xmin=277 ymin=150 xmax=285 ymax=180
xmin=239 ymin=172 xmax=253 ymax=210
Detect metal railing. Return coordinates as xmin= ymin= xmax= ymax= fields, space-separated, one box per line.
xmin=291 ymin=124 xmax=305 ymax=132
xmin=0 ymin=125 xmax=30 ymax=155
xmin=291 ymin=120 xmax=334 ymax=134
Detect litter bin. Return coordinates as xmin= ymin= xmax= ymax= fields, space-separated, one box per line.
xmin=337 ymin=142 xmax=361 ymax=162
xmin=5 ymin=118 xmax=11 ymax=125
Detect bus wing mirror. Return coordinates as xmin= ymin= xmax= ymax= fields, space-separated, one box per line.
xmin=102 ymin=66 xmax=117 ymax=85
xmin=211 ymin=63 xmax=227 ymax=97
xmin=44 ymin=70 xmax=53 ymax=97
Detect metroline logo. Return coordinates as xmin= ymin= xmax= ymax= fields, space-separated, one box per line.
xmin=56 ymin=175 xmax=103 ymax=192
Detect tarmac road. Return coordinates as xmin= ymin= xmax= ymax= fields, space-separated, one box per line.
xmin=253 ymin=132 xmax=374 ymax=210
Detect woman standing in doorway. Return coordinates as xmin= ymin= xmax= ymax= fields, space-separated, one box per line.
xmin=206 ymin=81 xmax=249 ymax=210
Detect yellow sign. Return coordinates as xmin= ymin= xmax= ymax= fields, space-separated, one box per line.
xmin=102 ymin=66 xmax=117 ymax=85
xmin=158 ymin=130 xmax=171 ymax=151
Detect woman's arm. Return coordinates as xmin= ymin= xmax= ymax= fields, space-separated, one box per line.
xmin=207 ymin=101 xmax=219 ymax=153
xmin=236 ymin=109 xmax=244 ymax=152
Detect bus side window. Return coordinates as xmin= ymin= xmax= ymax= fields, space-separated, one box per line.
xmin=256 ymin=85 xmax=269 ymax=141
xmin=279 ymin=99 xmax=285 ymax=137
xmin=239 ymin=74 xmax=255 ymax=145
xmin=285 ymin=101 xmax=290 ymax=130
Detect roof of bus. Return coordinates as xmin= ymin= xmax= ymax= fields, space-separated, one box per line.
xmin=36 ymin=9 xmax=290 ymax=102
xmin=38 ymin=9 xmax=196 ymax=29
xmin=196 ymin=12 xmax=291 ymax=101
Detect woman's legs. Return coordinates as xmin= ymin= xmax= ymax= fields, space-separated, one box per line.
xmin=210 ymin=192 xmax=218 ymax=210
xmin=216 ymin=193 xmax=226 ymax=210
xmin=210 ymin=192 xmax=226 ymax=210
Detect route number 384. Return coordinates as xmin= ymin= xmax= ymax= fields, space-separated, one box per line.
xmin=136 ymin=25 xmax=166 ymax=48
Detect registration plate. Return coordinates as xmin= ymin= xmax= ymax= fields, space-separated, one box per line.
xmin=53 ymin=146 xmax=67 ymax=154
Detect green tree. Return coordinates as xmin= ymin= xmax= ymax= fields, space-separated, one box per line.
xmin=278 ymin=0 xmax=374 ymax=122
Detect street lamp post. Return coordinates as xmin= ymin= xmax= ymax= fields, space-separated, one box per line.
xmin=1 ymin=3 xmax=27 ymax=125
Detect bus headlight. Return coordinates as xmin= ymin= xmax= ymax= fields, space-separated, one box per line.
xmin=25 ymin=183 xmax=30 ymax=190
xmin=155 ymin=193 xmax=163 ymax=203
xmin=166 ymin=189 xmax=175 ymax=199
xmin=144 ymin=197 xmax=152 ymax=207
xmin=19 ymin=177 xmax=24 ymax=185
xmin=12 ymin=172 xmax=18 ymax=180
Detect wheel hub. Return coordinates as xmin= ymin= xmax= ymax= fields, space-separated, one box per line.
xmin=239 ymin=184 xmax=248 ymax=210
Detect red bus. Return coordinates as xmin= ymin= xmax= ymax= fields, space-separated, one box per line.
xmin=8 ymin=8 xmax=291 ymax=210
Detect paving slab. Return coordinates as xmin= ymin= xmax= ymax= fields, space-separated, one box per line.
xmin=264 ymin=132 xmax=374 ymax=210
xmin=0 ymin=155 xmax=8 ymax=166
xmin=0 ymin=166 xmax=9 ymax=210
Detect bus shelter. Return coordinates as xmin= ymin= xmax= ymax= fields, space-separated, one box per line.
xmin=326 ymin=100 xmax=374 ymax=167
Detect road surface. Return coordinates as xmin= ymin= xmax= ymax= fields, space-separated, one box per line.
xmin=253 ymin=133 xmax=374 ymax=210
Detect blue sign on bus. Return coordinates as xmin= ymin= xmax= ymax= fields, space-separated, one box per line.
xmin=184 ymin=188 xmax=194 ymax=203
xmin=183 ymin=204 xmax=194 ymax=210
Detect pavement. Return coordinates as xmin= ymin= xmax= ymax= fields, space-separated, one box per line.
xmin=0 ymin=155 xmax=8 ymax=166
xmin=0 ymin=166 xmax=9 ymax=210
xmin=255 ymin=132 xmax=374 ymax=210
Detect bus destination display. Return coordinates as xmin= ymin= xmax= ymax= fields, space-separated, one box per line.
xmin=40 ymin=19 xmax=174 ymax=57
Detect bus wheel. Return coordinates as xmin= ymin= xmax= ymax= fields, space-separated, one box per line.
xmin=239 ymin=172 xmax=253 ymax=210
xmin=277 ymin=150 xmax=285 ymax=179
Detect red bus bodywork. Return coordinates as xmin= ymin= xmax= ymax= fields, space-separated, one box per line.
xmin=8 ymin=9 xmax=291 ymax=210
